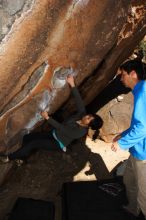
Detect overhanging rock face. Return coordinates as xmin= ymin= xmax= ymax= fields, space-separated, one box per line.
xmin=0 ymin=0 xmax=145 ymax=151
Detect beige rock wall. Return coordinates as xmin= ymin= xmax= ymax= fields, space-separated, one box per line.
xmin=98 ymin=92 xmax=133 ymax=143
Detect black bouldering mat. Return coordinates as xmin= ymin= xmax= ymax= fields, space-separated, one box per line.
xmin=62 ymin=179 xmax=144 ymax=220
xmin=8 ymin=197 xmax=55 ymax=220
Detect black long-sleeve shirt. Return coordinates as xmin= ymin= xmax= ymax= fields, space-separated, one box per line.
xmin=48 ymin=87 xmax=87 ymax=147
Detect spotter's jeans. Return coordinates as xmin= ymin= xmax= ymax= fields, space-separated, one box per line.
xmin=123 ymin=155 xmax=146 ymax=218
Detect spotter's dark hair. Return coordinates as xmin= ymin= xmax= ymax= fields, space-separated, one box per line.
xmin=120 ymin=59 xmax=146 ymax=80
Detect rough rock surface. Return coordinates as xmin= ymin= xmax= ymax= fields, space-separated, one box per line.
xmin=98 ymin=92 xmax=133 ymax=142
xmin=0 ymin=0 xmax=33 ymax=40
xmin=0 ymin=0 xmax=145 ymax=151
xmin=81 ymin=75 xmax=133 ymax=143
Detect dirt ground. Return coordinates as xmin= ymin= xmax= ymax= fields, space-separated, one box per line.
xmin=0 ymin=137 xmax=129 ymax=220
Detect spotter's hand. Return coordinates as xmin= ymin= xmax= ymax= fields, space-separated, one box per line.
xmin=111 ymin=141 xmax=120 ymax=152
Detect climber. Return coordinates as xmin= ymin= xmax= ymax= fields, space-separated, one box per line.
xmin=0 ymin=75 xmax=103 ymax=165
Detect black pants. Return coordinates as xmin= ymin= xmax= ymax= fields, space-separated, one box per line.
xmin=8 ymin=132 xmax=61 ymax=160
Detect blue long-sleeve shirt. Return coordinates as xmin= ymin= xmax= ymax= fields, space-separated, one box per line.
xmin=118 ymin=80 xmax=146 ymax=160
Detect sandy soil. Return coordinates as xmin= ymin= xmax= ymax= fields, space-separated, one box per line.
xmin=0 ymin=137 xmax=129 ymax=220
xmin=74 ymin=137 xmax=129 ymax=181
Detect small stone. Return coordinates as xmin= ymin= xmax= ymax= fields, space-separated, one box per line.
xmin=117 ymin=95 xmax=124 ymax=102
